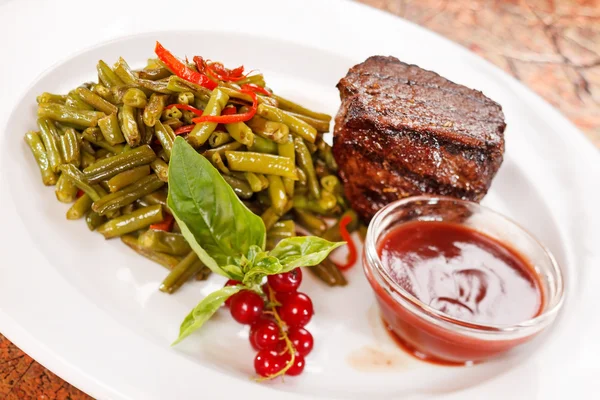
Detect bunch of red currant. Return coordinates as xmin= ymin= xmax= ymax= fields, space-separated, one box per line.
xmin=224 ymin=268 xmax=315 ymax=379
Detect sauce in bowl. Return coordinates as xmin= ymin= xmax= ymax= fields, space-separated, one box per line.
xmin=363 ymin=196 xmax=564 ymax=365
xmin=378 ymin=221 xmax=543 ymax=326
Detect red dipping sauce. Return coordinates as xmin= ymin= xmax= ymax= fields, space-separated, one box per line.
xmin=378 ymin=221 xmax=543 ymax=326
xmin=363 ymin=197 xmax=564 ymax=365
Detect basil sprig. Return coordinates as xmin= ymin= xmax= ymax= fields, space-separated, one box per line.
xmin=168 ymin=137 xmax=343 ymax=344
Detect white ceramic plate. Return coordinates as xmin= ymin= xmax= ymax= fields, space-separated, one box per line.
xmin=0 ymin=0 xmax=599 ymax=399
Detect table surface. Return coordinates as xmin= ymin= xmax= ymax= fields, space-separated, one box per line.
xmin=1 ymin=0 xmax=599 ymax=399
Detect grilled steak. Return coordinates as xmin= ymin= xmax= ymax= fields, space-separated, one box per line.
xmin=333 ymin=56 xmax=506 ymax=221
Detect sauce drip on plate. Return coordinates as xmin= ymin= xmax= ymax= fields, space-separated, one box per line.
xmin=377 ymin=221 xmax=543 ymax=325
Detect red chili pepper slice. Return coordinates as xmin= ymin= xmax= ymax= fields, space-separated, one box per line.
xmin=221 ymin=105 xmax=237 ymax=115
xmin=76 ymin=189 xmax=85 ymax=199
xmin=155 ymin=42 xmax=217 ymax=90
xmin=192 ymin=89 xmax=258 ymax=124
xmin=166 ymin=103 xmax=204 ymax=117
xmin=335 ymin=215 xmax=358 ymax=271
xmin=150 ymin=213 xmax=174 ymax=232
xmin=174 ymin=125 xmax=195 ymax=135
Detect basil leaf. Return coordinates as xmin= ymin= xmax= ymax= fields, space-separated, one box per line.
xmin=268 ymin=236 xmax=344 ymax=272
xmin=167 ymin=137 xmax=266 ymax=278
xmin=173 ymin=285 xmax=243 ymax=345
xmin=242 ymin=251 xmax=284 ymax=286
xmin=221 ymin=264 xmax=244 ymax=281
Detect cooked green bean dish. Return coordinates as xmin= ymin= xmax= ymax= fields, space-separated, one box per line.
xmin=25 ymin=43 xmax=354 ymax=292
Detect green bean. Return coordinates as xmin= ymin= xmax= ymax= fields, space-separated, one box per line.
xmin=284 ymin=110 xmax=330 ymax=132
xmin=261 ymin=200 xmax=293 ymax=230
xmin=188 ymin=89 xmax=229 ymax=148
xmin=112 ymin=57 xmax=138 ymax=86
xmin=82 ymin=126 xmax=103 ymax=143
xmin=81 ymin=152 xmax=95 ymax=169
xmin=37 ymin=118 xmax=63 ymax=172
xmin=142 ymin=190 xmax=168 ymax=209
xmin=162 ymin=106 xmax=182 ymax=120
xmin=177 ymin=92 xmax=194 ymax=106
xmin=37 ymin=93 xmax=67 ymax=104
xmin=138 ymin=66 xmax=171 ymax=80
xmin=97 ymin=113 xmax=125 ymax=145
xmin=97 ymin=60 xmax=125 ymax=88
xmin=235 ymin=73 xmax=265 ymax=86
xmin=123 ymin=88 xmax=148 ymax=108
xmin=91 ymin=84 xmax=114 ymax=103
xmin=271 ymin=94 xmax=332 ymax=122
xmin=138 ymin=230 xmax=191 ymax=256
xmin=244 ymin=172 xmax=268 ymax=192
xmin=83 ymin=145 xmax=156 ymax=183
xmin=257 ymin=104 xmax=317 ymax=143
xmin=133 ymin=108 xmax=150 ymax=145
xmin=208 ymin=130 xmax=231 ymax=147
xmin=59 ymin=164 xmax=102 ymax=201
xmin=308 ymin=258 xmax=347 ymax=287
xmin=66 ymin=193 xmax=92 ymax=220
xmin=225 ymin=151 xmax=297 ymax=179
xmin=120 ymin=105 xmax=141 ymax=147
xmin=267 ymin=175 xmax=287 ymax=214
xmin=143 ymin=93 xmax=167 ymax=127
xmin=166 ymin=76 xmax=212 ymax=102
xmin=162 ymin=118 xmax=183 ymax=130
xmin=211 ymin=153 xmax=230 ymax=174
xmin=268 ymin=220 xmax=295 ymax=238
xmin=225 ymin=121 xmax=254 ymax=147
xmin=65 ymin=91 xmax=94 ymax=111
xmin=58 ymin=128 xmax=81 ymax=167
xmin=160 ymin=251 xmax=203 ymax=294
xmin=98 ymin=204 xmax=163 ymax=239
xmin=294 ymin=137 xmax=320 ymax=199
xmin=95 ymin=149 xmax=111 ymax=159
xmin=319 ymin=191 xmax=337 ymax=211
xmin=296 ymin=167 xmax=307 ymax=186
xmin=321 ymin=175 xmax=341 ymax=194
xmin=202 ymin=141 xmax=243 ymax=159
xmin=55 ymin=173 xmax=78 ymax=203
xmin=294 ymin=209 xmax=327 ymax=235
xmin=150 ymin=158 xmax=169 ymax=182
xmin=246 ymin=114 xmax=289 ymax=143
xmin=107 ymin=165 xmax=150 ymax=192
xmin=120 ymin=234 xmax=180 ymax=269
xmin=293 ymin=195 xmax=338 ymax=216
xmin=121 ymin=203 xmax=136 ymax=215
xmin=75 ymin=87 xmax=118 ymax=115
xmin=92 ymin=174 xmax=164 ymax=215
xmin=153 ymin=120 xmax=174 ymax=159
xmin=24 ymin=131 xmax=57 ymax=185
xmin=249 ymin=136 xmax=278 ymax=154
xmin=222 ymin=175 xmax=253 ymax=199
xmin=85 ymin=210 xmax=106 ymax=231
xmin=278 ymin=135 xmax=296 ymax=197
xmin=38 ymin=103 xmax=105 ymax=128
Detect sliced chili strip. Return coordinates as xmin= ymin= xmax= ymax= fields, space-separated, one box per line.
xmin=241 ymin=83 xmax=271 ymax=96
xmin=192 ymin=89 xmax=257 ymax=124
xmin=174 ymin=125 xmax=195 ymax=135
xmin=155 ymin=42 xmax=217 ymax=90
xmin=150 ymin=213 xmax=174 ymax=232
xmin=335 ymin=215 xmax=358 ymax=271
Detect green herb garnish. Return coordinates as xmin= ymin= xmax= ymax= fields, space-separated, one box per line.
xmin=168 ymin=137 xmax=343 ymax=345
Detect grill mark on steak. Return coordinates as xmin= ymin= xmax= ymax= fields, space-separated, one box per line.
xmin=333 ymin=56 xmax=506 ymax=221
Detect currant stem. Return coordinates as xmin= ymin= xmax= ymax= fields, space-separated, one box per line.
xmin=255 ymin=286 xmax=296 ymax=381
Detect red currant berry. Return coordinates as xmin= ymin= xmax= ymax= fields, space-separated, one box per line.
xmin=254 ymin=349 xmax=285 ymax=377
xmin=288 ymin=327 xmax=313 ymax=356
xmin=283 ymin=352 xmax=305 ymax=376
xmin=268 ymin=268 xmax=303 ymax=293
xmin=229 ymin=291 xmax=264 ymax=324
xmin=223 ymin=279 xmax=240 ymax=307
xmin=278 ymin=292 xmax=313 ymax=328
xmin=250 ymin=319 xmax=280 ymax=350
